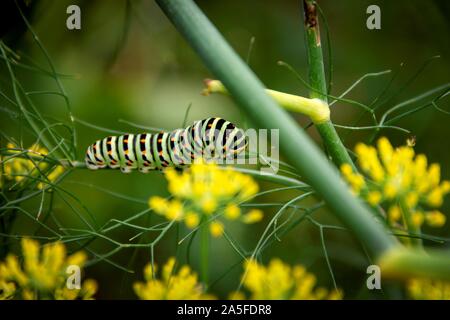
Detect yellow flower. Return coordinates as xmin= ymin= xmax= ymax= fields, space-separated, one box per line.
xmin=0 ymin=238 xmax=97 ymax=300
xmin=235 ymin=258 xmax=342 ymax=300
xmin=224 ymin=204 xmax=241 ymax=220
xmin=411 ymin=211 xmax=424 ymax=227
xmin=209 ymin=221 xmax=224 ymax=237
xmin=185 ymin=212 xmax=200 ymax=228
xmin=405 ymin=192 xmax=419 ymax=208
xmin=341 ymin=137 xmax=449 ymax=230
xmin=1 ymin=143 xmax=64 ymax=190
xmin=148 ymin=196 xmax=169 ymax=214
xmin=388 ymin=205 xmax=402 ymax=223
xmin=340 ymin=163 xmax=365 ymax=194
xmin=228 ymin=291 xmax=246 ymax=300
xmin=0 ymin=280 xmax=15 ymax=300
xmin=148 ymin=160 xmax=263 ymax=238
xmin=201 ymin=198 xmax=218 ymax=214
xmin=408 ymin=278 xmax=450 ymax=300
xmin=165 ymin=200 xmax=184 ymax=221
xmin=242 ymin=209 xmax=264 ymax=224
xmin=367 ymin=191 xmax=382 ymax=206
xmin=134 ymin=257 xmax=215 ymax=300
xmin=425 ymin=211 xmax=446 ymax=227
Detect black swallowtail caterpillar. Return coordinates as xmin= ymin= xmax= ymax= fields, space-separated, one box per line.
xmin=85 ymin=117 xmax=247 ymax=173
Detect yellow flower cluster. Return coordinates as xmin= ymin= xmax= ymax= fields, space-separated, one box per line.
xmin=230 ymin=259 xmax=343 ymax=300
xmin=1 ymin=143 xmax=64 ymax=190
xmin=341 ymin=137 xmax=449 ymax=228
xmin=0 ymin=238 xmax=97 ymax=300
xmin=149 ymin=160 xmax=263 ymax=237
xmin=408 ymin=278 xmax=450 ymax=300
xmin=134 ymin=257 xmax=215 ymax=300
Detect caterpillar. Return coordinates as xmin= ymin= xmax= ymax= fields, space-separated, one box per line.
xmin=85 ymin=117 xmax=247 ymax=173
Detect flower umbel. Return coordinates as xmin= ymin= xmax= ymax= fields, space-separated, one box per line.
xmin=0 ymin=238 xmax=97 ymax=300
xmin=230 ymin=259 xmax=343 ymax=300
xmin=133 ymin=257 xmax=215 ymax=300
xmin=1 ymin=143 xmax=64 ymax=191
xmin=407 ymin=278 xmax=450 ymax=300
xmin=341 ymin=137 xmax=449 ymax=229
xmin=148 ymin=160 xmax=263 ymax=237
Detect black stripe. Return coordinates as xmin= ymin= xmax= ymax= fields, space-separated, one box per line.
xmin=116 ymin=136 xmax=121 ymax=162
xmin=140 ymin=134 xmax=146 ymax=154
xmin=101 ymin=138 xmax=109 ymax=161
xmin=107 ymin=136 xmax=113 ymax=151
xmin=215 ymin=118 xmax=226 ymax=131
xmin=123 ymin=134 xmax=129 ymax=151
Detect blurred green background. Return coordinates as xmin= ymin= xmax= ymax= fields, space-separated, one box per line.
xmin=0 ymin=0 xmax=449 ymax=299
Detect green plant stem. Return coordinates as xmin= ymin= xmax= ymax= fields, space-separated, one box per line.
xmin=302 ymin=0 xmax=354 ymax=169
xmin=400 ymin=200 xmax=423 ymax=248
xmin=0 ymin=42 xmax=60 ymax=159
xmin=200 ymin=219 xmax=209 ymax=285
xmin=155 ymin=0 xmax=395 ymax=256
xmin=303 ymin=0 xmax=327 ymax=102
xmin=315 ymin=122 xmax=354 ymax=167
xmin=379 ymin=247 xmax=450 ymax=281
xmin=204 ymin=79 xmax=330 ymax=123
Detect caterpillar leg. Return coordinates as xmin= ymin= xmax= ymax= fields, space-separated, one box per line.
xmin=120 ymin=167 xmax=133 ymax=174
xmin=139 ymin=167 xmax=154 ymax=173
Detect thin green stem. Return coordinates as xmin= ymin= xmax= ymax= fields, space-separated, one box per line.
xmin=200 ymin=219 xmax=209 ymax=285
xmin=400 ymin=200 xmax=423 ymax=248
xmin=302 ymin=0 xmax=354 ymax=169
xmin=303 ymin=0 xmax=327 ymax=102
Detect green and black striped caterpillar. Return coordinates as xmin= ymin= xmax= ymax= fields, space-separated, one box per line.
xmin=85 ymin=117 xmax=247 ymax=173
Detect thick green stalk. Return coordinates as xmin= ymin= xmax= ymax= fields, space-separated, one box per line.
xmin=155 ymin=0 xmax=395 ymax=257
xmin=379 ymin=248 xmax=450 ymax=281
xmin=204 ymin=79 xmax=330 ymax=123
xmin=302 ymin=0 xmax=354 ymax=168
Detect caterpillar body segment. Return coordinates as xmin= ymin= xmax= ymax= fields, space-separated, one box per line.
xmin=85 ymin=117 xmax=247 ymax=173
